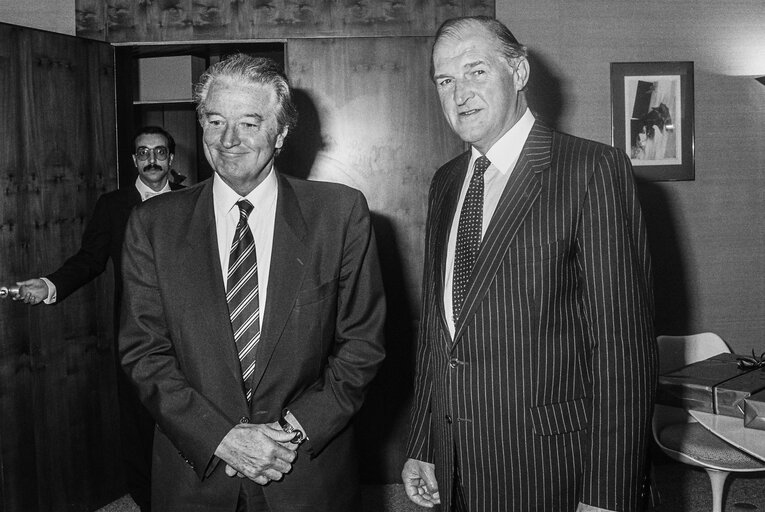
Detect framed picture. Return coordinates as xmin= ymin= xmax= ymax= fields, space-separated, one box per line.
xmin=610 ymin=61 xmax=695 ymax=181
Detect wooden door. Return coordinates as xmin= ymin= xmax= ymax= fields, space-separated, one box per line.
xmin=0 ymin=23 xmax=122 ymax=512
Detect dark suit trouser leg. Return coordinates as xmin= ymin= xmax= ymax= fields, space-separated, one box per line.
xmin=237 ymin=480 xmax=270 ymax=512
xmin=452 ymin=446 xmax=469 ymax=512
xmin=117 ymin=369 xmax=154 ymax=512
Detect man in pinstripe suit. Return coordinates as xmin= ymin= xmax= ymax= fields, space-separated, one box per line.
xmin=402 ymin=16 xmax=657 ymax=512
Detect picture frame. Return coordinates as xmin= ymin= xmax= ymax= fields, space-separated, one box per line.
xmin=610 ymin=61 xmax=695 ymax=181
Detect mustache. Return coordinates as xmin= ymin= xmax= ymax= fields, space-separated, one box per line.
xmin=143 ymin=164 xmax=162 ymax=171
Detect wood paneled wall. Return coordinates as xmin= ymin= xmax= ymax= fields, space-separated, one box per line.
xmin=499 ymin=0 xmax=765 ymax=354
xmin=75 ymin=0 xmax=493 ymax=41
xmin=283 ymin=37 xmax=463 ymax=481
xmin=0 ymin=23 xmax=121 ymax=512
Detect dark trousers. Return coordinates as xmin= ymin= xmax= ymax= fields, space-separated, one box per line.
xmin=237 ymin=480 xmax=270 ymax=512
xmin=452 ymin=447 xmax=469 ymax=512
xmin=117 ymin=369 xmax=155 ymax=512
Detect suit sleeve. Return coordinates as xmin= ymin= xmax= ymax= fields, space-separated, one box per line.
xmin=46 ymin=194 xmax=114 ymax=301
xmin=119 ymin=205 xmax=234 ymax=480
xmin=404 ymin=178 xmax=440 ymax=463
xmin=285 ymin=192 xmax=387 ymax=456
xmin=576 ymin=147 xmax=657 ymax=511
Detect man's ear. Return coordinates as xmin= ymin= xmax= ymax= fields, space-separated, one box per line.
xmin=132 ymin=154 xmax=139 ymax=169
xmin=514 ymin=58 xmax=530 ymax=91
xmin=275 ymin=127 xmax=289 ymax=149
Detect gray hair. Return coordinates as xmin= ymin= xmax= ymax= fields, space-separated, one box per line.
xmin=194 ymin=53 xmax=298 ymax=133
xmin=432 ymin=16 xmax=528 ymax=77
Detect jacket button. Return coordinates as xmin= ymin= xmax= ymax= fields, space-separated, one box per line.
xmin=239 ymin=416 xmax=250 ymax=424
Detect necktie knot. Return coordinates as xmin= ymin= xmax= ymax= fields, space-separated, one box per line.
xmin=473 ymin=156 xmax=490 ymax=177
xmin=237 ymin=199 xmax=254 ymax=220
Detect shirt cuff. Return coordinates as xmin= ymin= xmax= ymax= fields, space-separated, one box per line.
xmin=40 ymin=277 xmax=56 ymax=304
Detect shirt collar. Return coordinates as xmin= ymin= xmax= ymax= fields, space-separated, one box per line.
xmin=213 ymin=167 xmax=279 ymax=220
xmin=135 ymin=176 xmax=172 ymax=201
xmin=471 ymin=108 xmax=536 ymax=174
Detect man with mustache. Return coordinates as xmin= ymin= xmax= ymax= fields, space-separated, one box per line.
xmin=14 ymin=125 xmax=184 ymax=512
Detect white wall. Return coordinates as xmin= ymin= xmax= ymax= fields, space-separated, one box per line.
xmin=0 ymin=0 xmax=75 ymax=35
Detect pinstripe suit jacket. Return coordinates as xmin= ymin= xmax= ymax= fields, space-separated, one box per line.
xmin=406 ymin=122 xmax=657 ymax=512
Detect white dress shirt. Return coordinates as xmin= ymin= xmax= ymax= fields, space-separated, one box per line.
xmin=135 ymin=175 xmax=172 ymax=201
xmin=443 ymin=108 xmax=535 ymax=337
xmin=212 ymin=169 xmax=278 ymax=331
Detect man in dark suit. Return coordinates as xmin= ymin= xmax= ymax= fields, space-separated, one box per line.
xmin=15 ymin=125 xmax=183 ymax=512
xmin=402 ymin=16 xmax=657 ymax=512
xmin=118 ymin=54 xmax=386 ymax=512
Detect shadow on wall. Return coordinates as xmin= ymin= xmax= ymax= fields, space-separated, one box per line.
xmin=276 ymin=88 xmax=324 ymax=180
xmin=276 ymin=88 xmax=417 ymax=484
xmin=525 ymin=50 xmax=565 ymax=131
xmin=356 ymin=212 xmax=417 ymax=483
xmin=636 ymin=182 xmax=691 ymax=335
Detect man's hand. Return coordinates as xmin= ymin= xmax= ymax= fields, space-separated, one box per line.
xmin=215 ymin=422 xmax=298 ymax=485
xmin=402 ymin=458 xmax=440 ymax=507
xmin=16 ymin=279 xmax=48 ymax=305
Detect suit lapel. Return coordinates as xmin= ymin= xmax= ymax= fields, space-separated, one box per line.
xmin=432 ymin=153 xmax=470 ymax=333
xmin=178 ymin=182 xmax=244 ymax=385
xmin=250 ymin=174 xmax=308 ymax=393
xmin=453 ymin=122 xmax=553 ymax=344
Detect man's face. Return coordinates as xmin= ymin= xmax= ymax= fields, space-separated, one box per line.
xmin=200 ymin=78 xmax=288 ymax=196
xmin=433 ymin=26 xmax=528 ymax=154
xmin=132 ymin=133 xmax=173 ymax=190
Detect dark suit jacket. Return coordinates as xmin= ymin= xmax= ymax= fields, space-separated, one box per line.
xmin=406 ymin=122 xmax=657 ymax=512
xmin=119 ymin=174 xmax=386 ymax=512
xmin=47 ymin=182 xmax=184 ymax=308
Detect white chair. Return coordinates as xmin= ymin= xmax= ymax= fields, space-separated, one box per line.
xmin=653 ymin=332 xmax=765 ymax=512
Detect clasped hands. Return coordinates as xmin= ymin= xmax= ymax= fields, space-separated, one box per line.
xmin=215 ymin=422 xmax=299 ymax=486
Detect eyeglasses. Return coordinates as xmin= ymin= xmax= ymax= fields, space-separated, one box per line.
xmin=135 ymin=146 xmax=170 ymax=161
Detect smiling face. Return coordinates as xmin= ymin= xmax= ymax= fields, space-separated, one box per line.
xmin=433 ymin=23 xmax=529 ymax=154
xmin=200 ymin=78 xmax=288 ymax=196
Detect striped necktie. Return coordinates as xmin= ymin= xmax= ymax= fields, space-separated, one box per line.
xmin=453 ymin=155 xmax=490 ymax=322
xmin=227 ymin=200 xmax=260 ymax=403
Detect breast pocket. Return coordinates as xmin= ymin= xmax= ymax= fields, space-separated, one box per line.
xmin=294 ymin=278 xmax=338 ymax=307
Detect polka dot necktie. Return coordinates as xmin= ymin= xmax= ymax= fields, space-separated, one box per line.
xmin=226 ymin=200 xmax=260 ymax=403
xmin=453 ymin=156 xmax=490 ymax=322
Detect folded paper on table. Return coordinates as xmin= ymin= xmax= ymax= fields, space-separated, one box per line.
xmin=657 ymin=353 xmax=758 ymax=413
xmin=744 ymin=388 xmax=765 ymax=431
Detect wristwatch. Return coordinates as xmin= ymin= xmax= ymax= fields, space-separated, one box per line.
xmin=278 ymin=415 xmax=305 ymax=445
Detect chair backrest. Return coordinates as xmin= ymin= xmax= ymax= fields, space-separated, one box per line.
xmin=656 ymin=332 xmax=730 ymax=374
